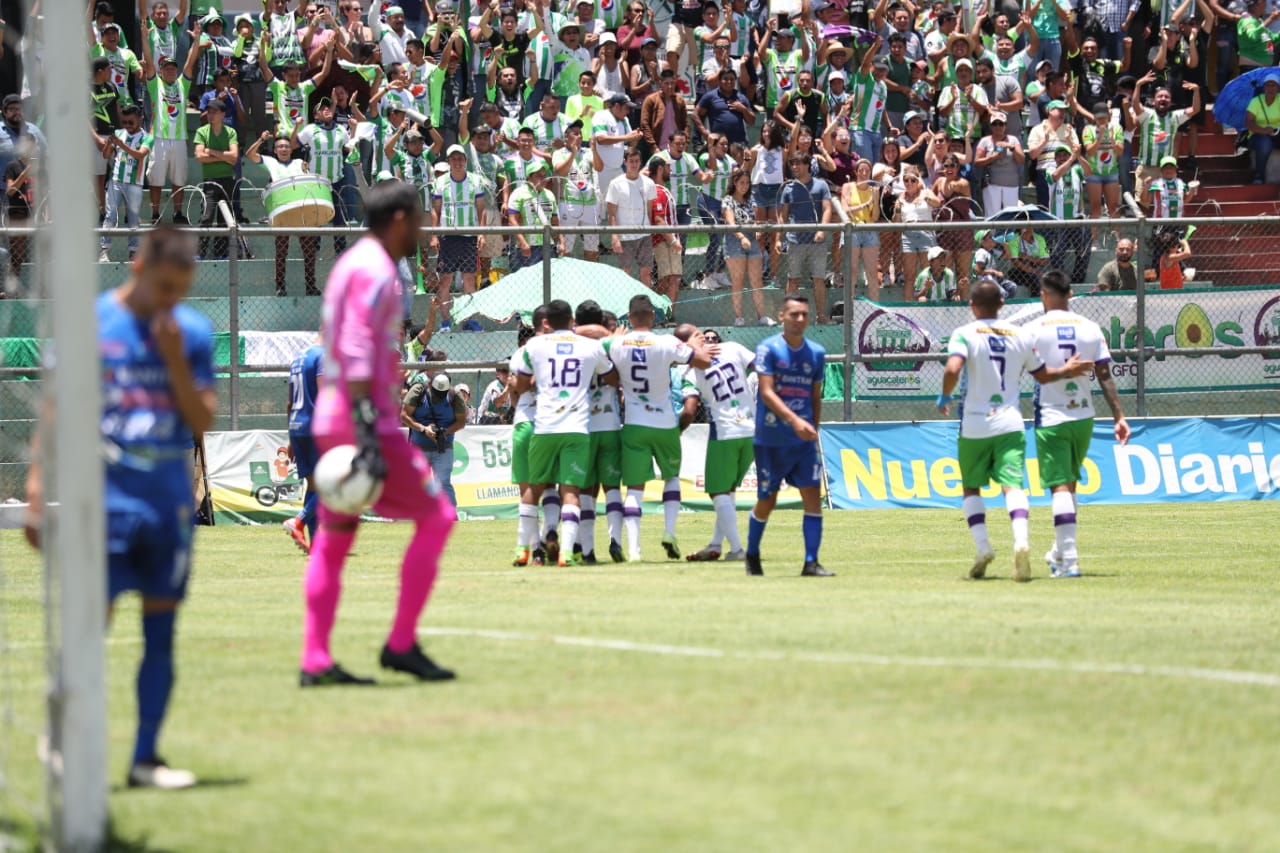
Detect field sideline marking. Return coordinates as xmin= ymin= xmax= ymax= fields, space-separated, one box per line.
xmin=420 ymin=627 xmax=1280 ymax=689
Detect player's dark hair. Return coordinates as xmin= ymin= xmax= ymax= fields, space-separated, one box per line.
xmin=970 ymin=278 xmax=1004 ymax=311
xmin=532 ymin=304 xmax=550 ymax=332
xmin=518 ymin=126 xmax=535 ymax=136
xmin=364 ymin=181 xmax=421 ymax=232
xmin=407 ymin=38 xmax=425 ymax=51
xmin=602 ymin=310 xmax=618 ymax=331
xmin=579 ymin=70 xmax=595 ymax=82
xmin=141 ymin=227 xmax=197 ymax=269
xmin=120 ymin=104 xmax=142 ymax=118
xmin=546 ymin=299 xmax=573 ymax=329
xmin=628 ymin=294 xmax=655 ymax=317
xmin=782 ymin=293 xmax=810 ymax=307
xmin=92 ymin=56 xmax=111 ymax=73
xmin=1040 ymin=269 xmax=1071 ymax=297
xmin=975 ymin=56 xmax=993 ymax=71
xmin=575 ymin=299 xmax=603 ymax=325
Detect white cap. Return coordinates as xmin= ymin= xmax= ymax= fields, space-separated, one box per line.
xmin=829 ymin=70 xmax=846 ymax=83
xmin=927 ymin=246 xmax=947 ymax=261
xmin=599 ymin=31 xmax=617 ymax=45
xmin=454 ymin=383 xmax=471 ymax=396
xmin=431 ymin=373 xmax=451 ymax=392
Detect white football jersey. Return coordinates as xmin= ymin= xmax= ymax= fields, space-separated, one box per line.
xmin=509 ymin=345 xmax=537 ymax=426
xmin=518 ymin=331 xmax=614 ymax=434
xmin=607 ymin=331 xmax=694 ymax=429
xmin=682 ymin=341 xmax=756 ymax=440
xmin=588 ymin=375 xmax=622 ymax=432
xmin=1024 ymin=309 xmax=1111 ymax=428
xmin=947 ymin=318 xmax=1043 ymax=439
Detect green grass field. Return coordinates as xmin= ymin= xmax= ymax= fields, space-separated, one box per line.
xmin=2 ymin=503 xmax=1278 ymax=852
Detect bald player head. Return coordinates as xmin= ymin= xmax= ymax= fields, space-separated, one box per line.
xmin=969 ymin=278 xmax=1005 ymax=319
xmin=673 ymin=323 xmax=699 ymax=342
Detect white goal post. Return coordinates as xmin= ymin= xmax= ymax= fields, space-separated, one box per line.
xmin=38 ymin=0 xmax=108 ymax=847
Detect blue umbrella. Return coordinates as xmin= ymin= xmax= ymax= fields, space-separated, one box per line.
xmin=1214 ymin=66 xmax=1280 ymax=132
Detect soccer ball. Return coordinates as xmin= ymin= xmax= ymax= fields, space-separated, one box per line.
xmin=313 ymin=445 xmax=383 ymax=515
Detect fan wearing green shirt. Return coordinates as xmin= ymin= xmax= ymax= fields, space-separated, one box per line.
xmin=506 ymin=159 xmax=563 ymax=272
xmin=193 ymin=98 xmax=239 ymax=259
xmin=138 ymin=0 xmax=189 ymax=67
xmin=1046 ymin=143 xmax=1093 ymax=285
xmin=259 ymin=30 xmax=335 ymax=135
xmin=91 ymin=24 xmax=143 ymax=108
xmin=139 ymin=19 xmax=202 ymax=223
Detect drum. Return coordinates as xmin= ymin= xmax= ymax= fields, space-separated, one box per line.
xmin=263 ymin=174 xmax=335 ymax=228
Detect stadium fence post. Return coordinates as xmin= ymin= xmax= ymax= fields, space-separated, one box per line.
xmin=842 ymin=220 xmax=854 ymax=422
xmin=223 ymin=201 xmax=241 ymax=431
xmin=542 ymin=221 xmax=553 ymax=305
xmin=1131 ymin=201 xmax=1150 ymax=417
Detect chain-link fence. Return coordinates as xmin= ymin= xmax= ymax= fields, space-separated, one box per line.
xmin=2 ymin=210 xmax=1280 ymax=495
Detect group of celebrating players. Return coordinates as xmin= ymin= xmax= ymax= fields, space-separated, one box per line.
xmin=19 ymin=176 xmax=1130 ymax=792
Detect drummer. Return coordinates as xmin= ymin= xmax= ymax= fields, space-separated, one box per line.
xmin=246 ymin=130 xmax=322 ymax=297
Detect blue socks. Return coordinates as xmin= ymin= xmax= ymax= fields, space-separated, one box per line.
xmin=746 ymin=512 xmax=766 ymax=556
xmin=134 ymin=610 xmax=176 ymax=765
xmin=802 ymin=513 xmax=823 ymax=563
xmin=302 ymin=489 xmax=319 ymax=539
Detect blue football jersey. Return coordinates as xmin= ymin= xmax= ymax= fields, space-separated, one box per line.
xmin=98 ymin=292 xmax=215 ymax=506
xmin=753 ymin=333 xmax=825 ymax=447
xmin=288 ymin=344 xmax=324 ymax=434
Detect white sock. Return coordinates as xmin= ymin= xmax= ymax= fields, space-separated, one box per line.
xmin=605 ymin=488 xmax=623 ymax=547
xmin=713 ymin=493 xmax=741 ymax=552
xmin=541 ymin=487 xmax=561 ymax=542
xmin=579 ymin=494 xmax=596 ymax=554
xmin=962 ymin=495 xmax=991 ymax=554
xmin=624 ymin=490 xmax=643 ymax=558
xmin=560 ymin=507 xmax=580 ymax=561
xmin=1052 ymin=490 xmax=1078 ymax=565
xmin=517 ymin=502 xmax=538 ymax=549
xmin=662 ymin=478 xmax=680 ymax=537
xmin=1006 ymin=488 xmax=1030 ymax=549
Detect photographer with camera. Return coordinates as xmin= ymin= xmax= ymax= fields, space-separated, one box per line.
xmin=402 ymin=371 xmax=468 ymax=507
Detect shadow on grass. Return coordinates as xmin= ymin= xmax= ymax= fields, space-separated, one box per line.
xmin=109 ymin=776 xmax=249 ymax=794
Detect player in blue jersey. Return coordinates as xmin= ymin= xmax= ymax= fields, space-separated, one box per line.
xmin=25 ymin=228 xmax=216 ymax=789
xmin=284 ymin=341 xmax=323 ymax=554
xmin=746 ymin=294 xmax=833 ymax=578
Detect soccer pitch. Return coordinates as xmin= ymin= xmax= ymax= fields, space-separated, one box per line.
xmin=3 ymin=503 xmax=1278 ymax=851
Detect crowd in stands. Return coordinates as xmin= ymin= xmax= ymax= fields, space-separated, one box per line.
xmin=0 ymin=0 xmax=1276 ymax=309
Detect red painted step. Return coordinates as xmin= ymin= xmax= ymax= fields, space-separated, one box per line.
xmin=1185 ymin=199 xmax=1280 ymax=217
xmin=1192 ymin=134 xmax=1242 ymax=156
xmin=1195 ymin=184 xmax=1280 ymax=202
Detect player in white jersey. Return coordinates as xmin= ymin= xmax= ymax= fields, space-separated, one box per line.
xmin=513 ymin=300 xmax=618 ymax=567
xmin=573 ymin=300 xmax=625 ymax=564
xmin=608 ymin=295 xmax=712 ymax=561
xmin=938 ymin=279 xmax=1093 ymax=582
xmin=510 ymin=306 xmax=548 ymax=566
xmin=1022 ymin=270 xmax=1130 ymax=578
xmin=678 ymin=326 xmax=756 ymax=562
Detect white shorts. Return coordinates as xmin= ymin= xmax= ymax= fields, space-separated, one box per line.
xmin=92 ymin=138 xmax=108 ymax=177
xmin=559 ymin=202 xmax=600 ymax=252
xmin=146 ymin=138 xmax=189 ymax=187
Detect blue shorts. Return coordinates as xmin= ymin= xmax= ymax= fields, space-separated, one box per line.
xmin=107 ymin=503 xmax=194 ymax=601
xmin=1085 ymin=173 xmax=1119 ymax=185
xmin=438 ymin=234 xmax=478 ymax=274
xmin=754 ymin=441 xmax=822 ymax=498
xmin=290 ymin=432 xmax=319 ymax=479
xmin=752 ymin=182 xmax=782 ymax=209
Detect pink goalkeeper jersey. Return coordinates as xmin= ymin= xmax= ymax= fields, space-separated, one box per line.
xmin=314 ymin=236 xmax=406 ymax=436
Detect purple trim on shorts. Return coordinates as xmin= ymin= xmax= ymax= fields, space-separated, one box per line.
xmin=662 ymin=490 xmax=681 ymax=502
xmin=1053 ymin=513 xmax=1077 ymax=526
xmin=606 ymin=501 xmax=624 ymax=514
xmin=966 ymin=514 xmax=985 ymax=528
xmin=623 ymin=507 xmax=642 ymax=518
xmin=1009 ymin=509 xmax=1029 ymax=520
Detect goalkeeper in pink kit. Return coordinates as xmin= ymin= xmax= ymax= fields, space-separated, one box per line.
xmin=300 ymin=182 xmax=458 ymax=687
